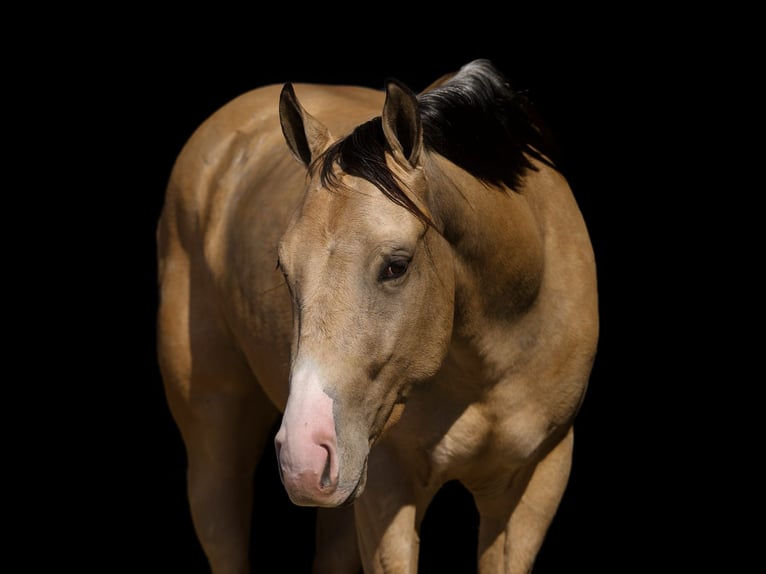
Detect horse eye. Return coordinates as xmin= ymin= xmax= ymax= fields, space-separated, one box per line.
xmin=380 ymin=259 xmax=409 ymax=281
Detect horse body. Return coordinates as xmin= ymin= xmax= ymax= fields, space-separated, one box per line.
xmin=157 ymin=60 xmax=598 ymax=573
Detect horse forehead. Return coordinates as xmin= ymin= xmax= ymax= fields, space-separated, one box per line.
xmin=297 ymin=177 xmax=421 ymax=242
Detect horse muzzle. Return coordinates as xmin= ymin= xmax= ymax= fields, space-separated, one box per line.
xmin=273 ymin=363 xmax=371 ymax=507
xmin=274 ymin=425 xmax=368 ymax=507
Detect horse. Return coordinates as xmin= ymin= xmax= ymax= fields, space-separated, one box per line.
xmin=156 ymin=58 xmax=599 ymax=573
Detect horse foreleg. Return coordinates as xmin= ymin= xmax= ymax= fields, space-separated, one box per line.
xmin=160 ymin=313 xmax=278 ymax=572
xmin=473 ymin=428 xmax=574 ymax=573
xmin=312 ymin=506 xmax=362 ymax=574
xmin=179 ymin=385 xmax=278 ymax=574
xmin=353 ymin=444 xmax=430 ymax=574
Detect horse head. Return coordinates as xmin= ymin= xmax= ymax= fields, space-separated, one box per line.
xmin=273 ymin=80 xmax=455 ymax=507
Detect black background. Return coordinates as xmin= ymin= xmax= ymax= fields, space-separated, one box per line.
xmin=36 ymin=13 xmax=718 ymax=573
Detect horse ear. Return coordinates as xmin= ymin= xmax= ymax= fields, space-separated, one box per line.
xmin=279 ymin=83 xmax=332 ymax=167
xmin=382 ymin=79 xmax=423 ymax=168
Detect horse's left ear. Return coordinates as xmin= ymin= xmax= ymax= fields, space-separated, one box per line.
xmin=279 ymin=83 xmax=332 ymax=167
xmin=382 ymin=79 xmax=423 ymax=168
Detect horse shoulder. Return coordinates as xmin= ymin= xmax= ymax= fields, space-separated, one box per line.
xmin=157 ymin=84 xmax=296 ymax=391
xmin=523 ymin=160 xmax=599 ymax=347
xmin=487 ymin=161 xmax=598 ymax=431
xmin=160 ymin=84 xmax=285 ymax=248
xmin=402 ymin=160 xmax=599 ymax=481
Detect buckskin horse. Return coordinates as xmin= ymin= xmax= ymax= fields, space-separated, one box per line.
xmin=156 ymin=59 xmax=598 ymax=573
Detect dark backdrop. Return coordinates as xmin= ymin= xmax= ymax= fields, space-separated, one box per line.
xmin=50 ymin=20 xmax=700 ymax=573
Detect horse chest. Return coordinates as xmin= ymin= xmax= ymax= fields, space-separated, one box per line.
xmin=393 ymin=380 xmax=543 ymax=486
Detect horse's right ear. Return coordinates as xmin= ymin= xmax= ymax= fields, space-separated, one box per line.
xmin=279 ymin=83 xmax=332 ymax=167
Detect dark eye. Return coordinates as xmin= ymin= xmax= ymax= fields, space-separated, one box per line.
xmin=380 ymin=259 xmax=409 ymax=281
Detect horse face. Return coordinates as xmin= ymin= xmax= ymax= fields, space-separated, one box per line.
xmin=274 ymin=172 xmax=454 ymax=507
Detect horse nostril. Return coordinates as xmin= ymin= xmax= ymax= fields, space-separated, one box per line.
xmin=319 ymin=445 xmax=333 ymax=489
xmin=274 ymin=441 xmax=285 ymax=484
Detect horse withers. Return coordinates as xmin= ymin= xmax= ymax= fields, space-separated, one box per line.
xmin=156 ymin=59 xmax=598 ymax=573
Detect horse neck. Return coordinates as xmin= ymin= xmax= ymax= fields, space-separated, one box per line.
xmin=425 ymin=154 xmax=545 ymax=336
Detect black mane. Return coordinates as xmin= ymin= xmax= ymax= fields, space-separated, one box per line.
xmin=420 ymin=59 xmax=557 ymax=190
xmin=317 ymin=59 xmax=558 ymax=223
